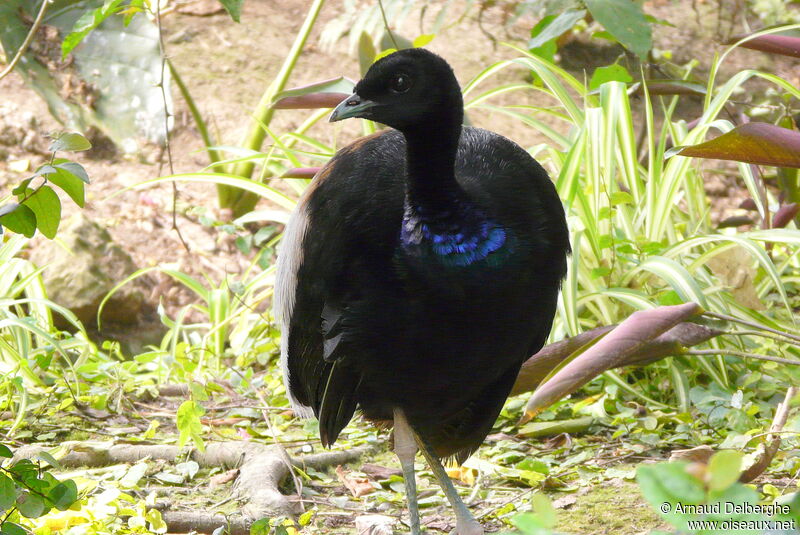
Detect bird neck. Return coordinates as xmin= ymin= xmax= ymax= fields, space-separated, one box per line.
xmin=399 ymin=122 xmax=508 ymax=267
xmin=402 ymin=120 xmax=464 ymax=213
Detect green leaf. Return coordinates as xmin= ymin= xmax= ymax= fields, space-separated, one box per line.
xmin=413 ymin=34 xmax=435 ymax=48
xmin=48 ymin=132 xmax=92 ymax=153
xmin=21 ymin=186 xmax=61 ymax=239
xmin=0 ymin=204 xmax=37 ymax=238
xmin=707 ymin=450 xmax=743 ymax=492
xmin=48 ymin=480 xmax=78 ymax=511
xmin=583 ymin=0 xmax=652 ymax=59
xmin=16 ymin=491 xmax=46 ymax=518
xmin=0 ymin=445 xmax=11 ymax=459
xmin=218 ymin=0 xmax=244 ymax=22
xmin=610 ymin=191 xmax=634 ymax=205
xmin=358 ymin=31 xmax=377 ymax=76
xmin=375 ymin=48 xmax=397 ymax=61
xmin=589 ymin=64 xmax=633 ymax=90
xmin=47 ymin=162 xmax=87 ymax=207
xmin=673 ymin=122 xmax=800 ymax=168
xmin=55 ymin=162 xmax=90 ymax=183
xmin=0 ymin=522 xmax=27 ymax=535
xmin=250 ymin=518 xmax=270 ymax=535
xmin=61 ymin=0 xmax=125 ymax=58
xmin=176 ymin=401 xmax=206 ymax=452
xmin=531 ymin=493 xmax=557 ymax=528
xmin=0 ymin=475 xmax=15 ymax=511
xmin=35 ymin=451 xmax=61 ymax=470
xmin=637 ymin=462 xmax=705 ymax=530
xmin=528 ymin=9 xmax=586 ymax=49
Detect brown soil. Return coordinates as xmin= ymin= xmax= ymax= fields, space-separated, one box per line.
xmin=0 ymin=0 xmax=797 ymax=343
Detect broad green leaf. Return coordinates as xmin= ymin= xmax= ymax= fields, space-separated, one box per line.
xmin=637 ymin=462 xmax=705 ymax=528
xmin=589 ymin=64 xmax=633 ymax=90
xmin=49 ymin=132 xmax=92 ymax=153
xmin=60 ymin=0 xmax=124 ymax=58
xmin=21 ymin=186 xmax=61 ymax=239
xmin=46 ymin=164 xmax=86 ymax=208
xmin=35 ymin=451 xmax=61 ymax=470
xmin=583 ymin=0 xmax=652 ymax=59
xmin=375 ymin=48 xmax=397 ymax=61
xmin=531 ymin=493 xmax=557 ymax=528
xmin=707 ymin=450 xmax=743 ymax=492
xmin=48 ymin=480 xmax=78 ymax=511
xmin=218 ymin=0 xmax=243 ymax=22
xmin=0 ymin=204 xmax=36 ymax=238
xmin=0 ymin=475 xmax=15 ymax=511
xmin=0 ymin=445 xmax=11 ymax=459
xmin=528 ymin=9 xmax=586 ymax=49
xmin=358 ymin=31 xmax=377 ymax=76
xmin=0 ymin=522 xmax=27 ymax=535
xmin=55 ymin=161 xmax=90 ymax=183
xmin=16 ymin=492 xmax=45 ymax=518
xmin=673 ymin=122 xmax=800 ymax=168
xmin=413 ymin=34 xmax=435 ymax=48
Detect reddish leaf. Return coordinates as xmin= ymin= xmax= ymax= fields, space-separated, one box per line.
xmin=282 ymin=167 xmax=322 ymax=179
xmin=512 ymin=321 xmax=720 ymax=396
xmin=739 ymin=198 xmax=758 ymax=210
xmin=272 ymin=77 xmax=355 ymax=109
xmin=728 ymin=34 xmax=800 ymax=59
xmin=717 ymin=215 xmax=753 ymax=228
xmin=675 ymin=122 xmax=800 ymax=169
xmin=273 ymin=92 xmax=351 ymax=109
xmin=773 ymin=203 xmax=799 ymax=229
xmin=636 ymin=81 xmax=706 ymax=96
xmin=521 ymin=302 xmax=703 ymax=420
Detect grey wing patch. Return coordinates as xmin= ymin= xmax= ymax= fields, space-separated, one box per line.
xmin=274 ymin=201 xmax=314 ymax=418
xmin=321 ymin=302 xmax=346 ymax=363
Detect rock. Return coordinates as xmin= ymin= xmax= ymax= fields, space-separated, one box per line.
xmin=29 ymin=215 xmax=144 ymax=329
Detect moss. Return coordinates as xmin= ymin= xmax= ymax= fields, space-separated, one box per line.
xmin=553 ymin=480 xmax=669 ymax=535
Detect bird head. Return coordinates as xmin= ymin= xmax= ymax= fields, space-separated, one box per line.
xmin=330 ymin=48 xmax=463 ymax=132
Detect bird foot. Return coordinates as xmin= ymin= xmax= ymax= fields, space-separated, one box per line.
xmin=450 ymin=520 xmax=483 ymax=535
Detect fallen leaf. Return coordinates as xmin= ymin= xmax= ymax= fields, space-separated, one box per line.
xmin=669 ymin=445 xmax=715 ymax=464
xmin=335 ymin=465 xmax=375 ymax=497
xmin=209 ymin=468 xmax=239 ymax=488
xmin=445 ymin=463 xmax=478 ymax=486
xmin=360 ymin=463 xmax=402 ymax=481
xmin=552 ymin=494 xmax=578 ymax=509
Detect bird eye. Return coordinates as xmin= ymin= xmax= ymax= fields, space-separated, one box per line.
xmin=390 ymin=74 xmax=412 ymax=93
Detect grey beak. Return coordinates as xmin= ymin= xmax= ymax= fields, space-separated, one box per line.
xmin=330 ymin=94 xmax=378 ymax=122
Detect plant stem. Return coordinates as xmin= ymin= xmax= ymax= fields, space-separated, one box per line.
xmin=167 ymin=59 xmax=220 ymax=165
xmin=687 ymin=349 xmax=800 ymax=366
xmin=703 ymin=311 xmax=800 ymax=343
xmin=0 ymin=0 xmax=49 ymax=82
xmin=225 ymin=0 xmax=326 ymax=216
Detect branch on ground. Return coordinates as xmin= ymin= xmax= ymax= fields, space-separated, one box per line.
xmin=14 ymin=441 xmax=374 ymax=533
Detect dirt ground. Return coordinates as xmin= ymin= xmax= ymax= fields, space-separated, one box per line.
xmin=0 ymin=0 xmax=797 ymax=340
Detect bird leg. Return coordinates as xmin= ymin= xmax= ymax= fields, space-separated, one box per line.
xmin=416 ymin=436 xmax=484 ymax=535
xmin=393 ymin=408 xmax=422 ymax=535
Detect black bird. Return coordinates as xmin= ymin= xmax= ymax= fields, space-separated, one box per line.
xmin=275 ymin=48 xmax=569 ymax=534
